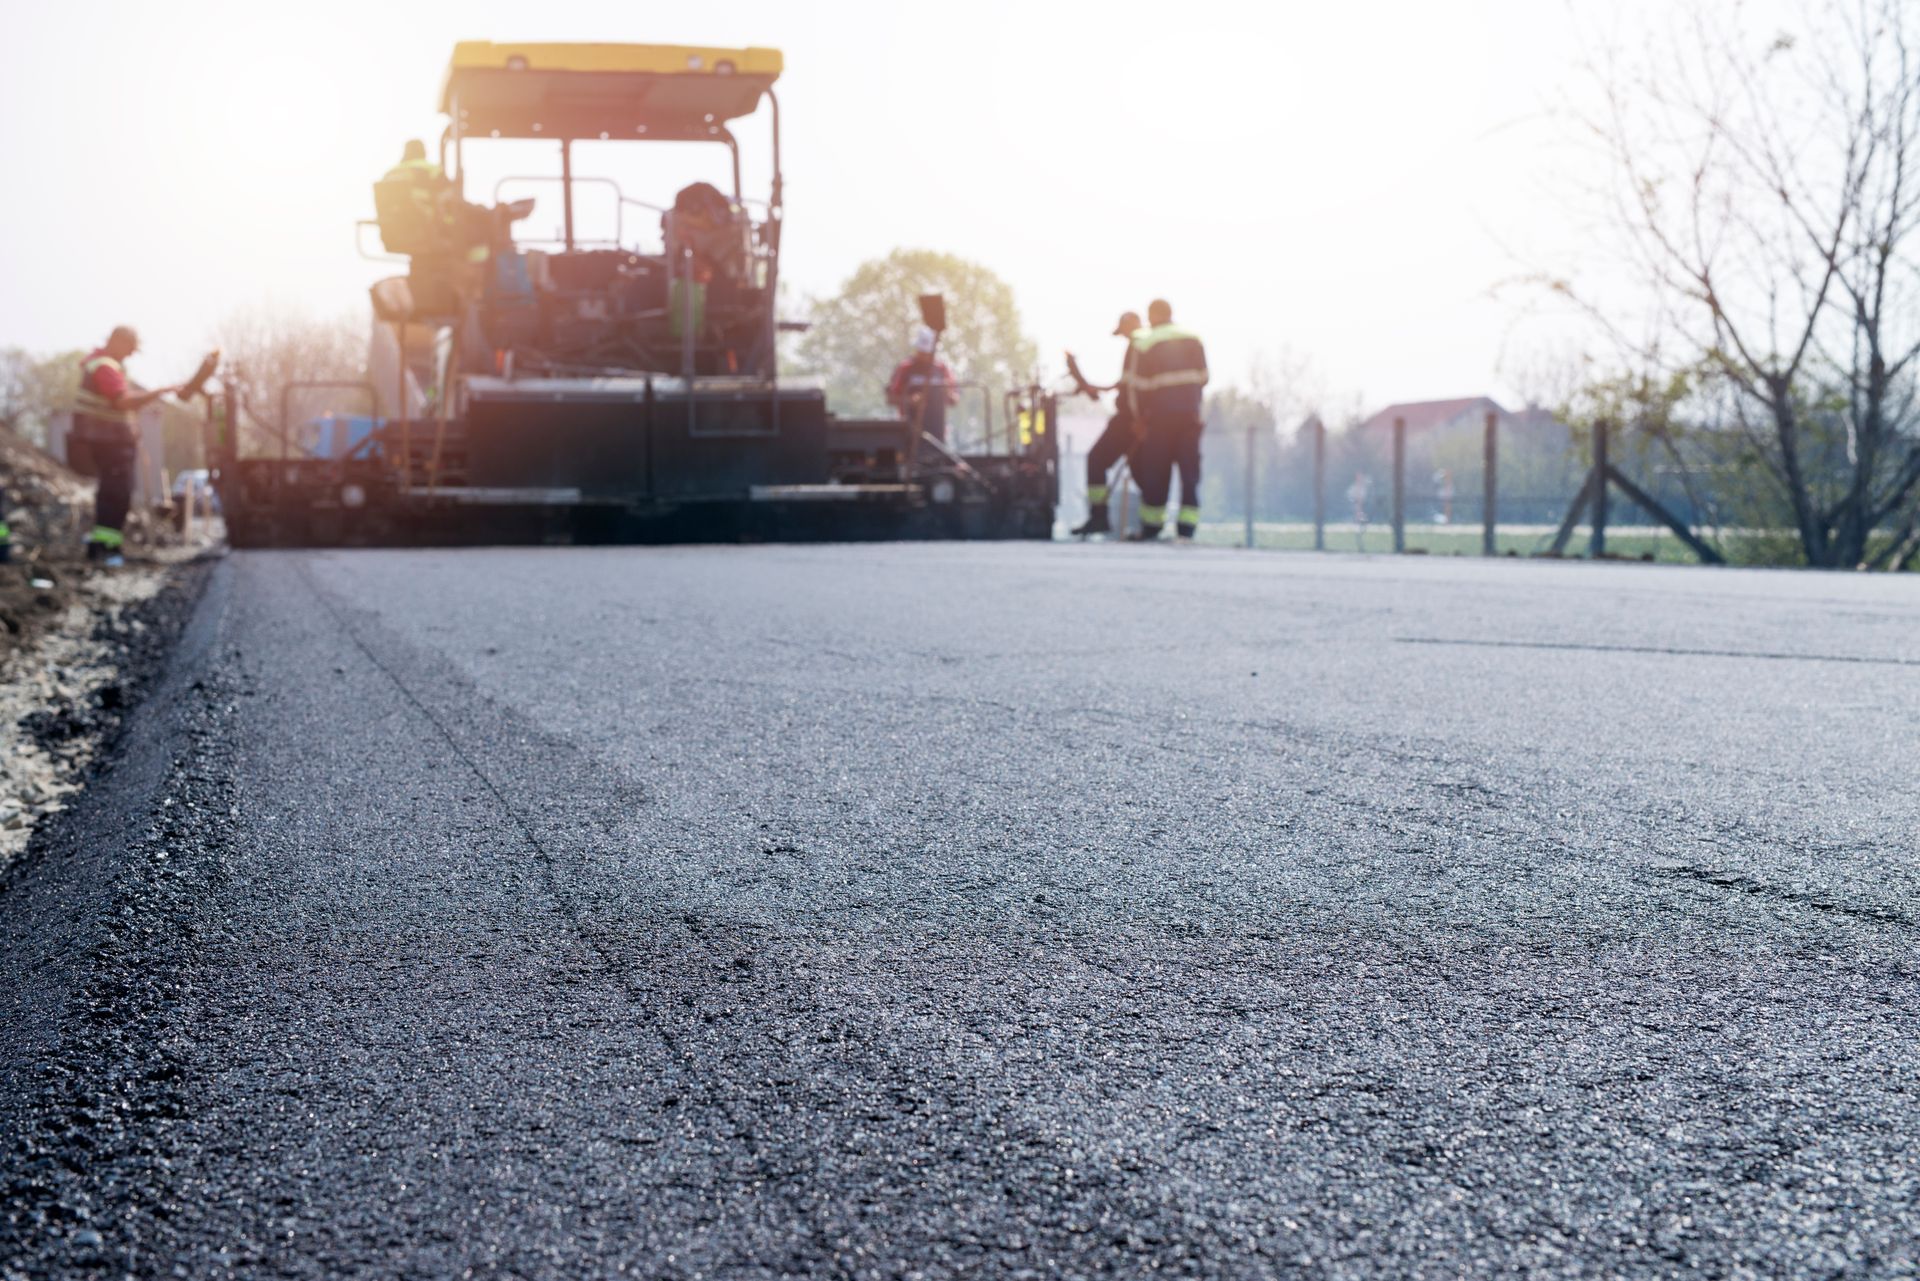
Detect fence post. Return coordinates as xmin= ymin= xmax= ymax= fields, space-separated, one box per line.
xmin=1591 ymin=417 xmax=1609 ymax=558
xmin=1243 ymin=419 xmax=1256 ymax=549
xmin=1391 ymin=415 xmax=1406 ymax=553
xmin=1312 ymin=417 xmax=1326 ymax=551
xmin=1482 ymin=410 xmax=1498 ymax=557
xmin=221 ymin=385 xmax=238 ymax=476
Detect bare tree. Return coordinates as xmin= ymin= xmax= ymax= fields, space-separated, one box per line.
xmin=1246 ymin=346 xmax=1326 ymax=441
xmin=1579 ymin=0 xmax=1920 ymax=568
xmin=210 ymin=303 xmax=368 ymax=455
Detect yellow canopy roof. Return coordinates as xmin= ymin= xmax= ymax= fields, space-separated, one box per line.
xmin=441 ymin=42 xmax=784 ymax=141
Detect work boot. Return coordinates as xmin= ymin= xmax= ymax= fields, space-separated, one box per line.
xmin=1127 ymin=523 xmax=1164 ymax=542
xmin=1071 ymin=507 xmax=1111 ymax=537
xmin=85 ymin=527 xmax=124 ymax=564
xmin=1176 ymin=522 xmax=1198 ymax=541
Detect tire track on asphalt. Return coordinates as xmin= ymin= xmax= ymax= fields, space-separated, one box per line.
xmin=1397 ymin=635 xmax=1920 ymax=666
xmin=289 ymin=560 xmax=1255 ymax=1269
xmin=293 ymin=559 xmax=850 ymax=1278
xmin=1651 ymin=862 xmax=1916 ymax=929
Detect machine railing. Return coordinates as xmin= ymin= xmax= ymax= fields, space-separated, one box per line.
xmin=937 ymin=382 xmax=997 ymax=455
xmin=490 ymin=175 xmax=665 ymax=250
xmin=277 ymin=381 xmax=381 ymax=464
xmin=1000 ymin=384 xmax=1059 ymax=460
xmin=354 ymin=219 xmax=409 ymax=264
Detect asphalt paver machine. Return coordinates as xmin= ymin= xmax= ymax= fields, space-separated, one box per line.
xmin=216 ymin=42 xmax=1057 ymax=545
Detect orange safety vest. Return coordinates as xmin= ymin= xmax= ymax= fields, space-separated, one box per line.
xmin=74 ymin=352 xmax=134 ymax=435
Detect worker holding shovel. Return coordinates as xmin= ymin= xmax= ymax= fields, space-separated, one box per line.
xmin=1068 ymin=309 xmax=1144 ymax=537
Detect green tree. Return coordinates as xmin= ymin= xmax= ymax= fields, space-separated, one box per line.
xmin=794 ymin=249 xmax=1038 ymax=439
xmin=0 ymin=347 xmax=86 ymax=449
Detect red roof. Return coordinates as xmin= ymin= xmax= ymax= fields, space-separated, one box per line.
xmin=1358 ymin=396 xmax=1509 ymax=432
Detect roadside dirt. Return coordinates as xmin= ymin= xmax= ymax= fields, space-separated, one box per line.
xmin=1 ymin=426 xmax=204 ymax=667
xmin=0 ymin=553 xmax=211 ymax=869
xmin=0 ymin=430 xmax=94 ymax=664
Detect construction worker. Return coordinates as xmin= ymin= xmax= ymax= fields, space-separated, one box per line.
xmin=1069 ymin=310 xmax=1144 ymax=537
xmin=72 ymin=327 xmax=178 ymax=565
xmin=373 ymin=140 xmax=454 ymax=255
xmin=374 ymin=140 xmax=493 ymax=316
xmin=1125 ymin=299 xmax=1209 ymax=541
xmin=886 ymin=325 xmax=959 ymax=444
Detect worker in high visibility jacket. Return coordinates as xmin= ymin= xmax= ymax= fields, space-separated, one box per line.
xmin=1070 ymin=310 xmax=1143 ymax=537
xmin=374 ymin=140 xmax=496 ymax=317
xmin=72 ymin=327 xmax=178 ymax=565
xmin=1123 ymin=299 xmax=1209 ymax=540
xmin=374 ymin=139 xmax=456 ymax=256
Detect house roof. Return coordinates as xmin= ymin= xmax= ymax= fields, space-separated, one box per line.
xmin=1358 ymin=396 xmax=1509 ymax=433
xmin=1505 ymin=406 xmax=1565 ymax=431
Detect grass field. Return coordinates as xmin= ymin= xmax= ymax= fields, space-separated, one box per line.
xmin=1188 ymin=522 xmax=1694 ymax=562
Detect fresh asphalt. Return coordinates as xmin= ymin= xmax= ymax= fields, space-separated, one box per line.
xmin=2 ymin=543 xmax=1916 ymax=1279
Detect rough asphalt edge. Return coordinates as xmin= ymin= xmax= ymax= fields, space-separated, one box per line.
xmin=15 ymin=561 xmax=203 ymax=759
xmin=0 ymin=555 xmax=230 ymax=1281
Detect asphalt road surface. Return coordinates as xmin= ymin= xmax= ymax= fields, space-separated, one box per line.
xmin=3 ymin=544 xmax=1917 ymax=1279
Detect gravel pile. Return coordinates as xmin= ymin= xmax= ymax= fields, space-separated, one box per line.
xmin=1 ymin=432 xmax=95 ymax=666
xmin=0 ymin=429 xmax=92 ymax=559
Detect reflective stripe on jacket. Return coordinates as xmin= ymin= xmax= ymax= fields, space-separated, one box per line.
xmin=75 ymin=354 xmax=134 ymax=430
xmin=382 ymin=159 xmax=449 ymax=208
xmin=384 ymin=157 xmax=444 ymax=182
xmin=1125 ymin=323 xmax=1208 ymax=422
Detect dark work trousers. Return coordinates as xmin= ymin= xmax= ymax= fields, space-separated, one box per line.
xmin=1084 ymin=412 xmax=1136 ymax=501
xmin=908 ymin=394 xmax=948 ymax=445
xmin=1132 ymin=416 xmax=1204 ymax=531
xmin=91 ymin=435 xmax=137 ymax=535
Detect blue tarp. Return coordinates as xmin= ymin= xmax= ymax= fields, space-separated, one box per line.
xmin=304 ymin=414 xmax=382 ymax=459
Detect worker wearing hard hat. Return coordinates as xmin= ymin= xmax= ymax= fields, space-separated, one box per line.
xmin=885 ymin=325 xmax=960 ymax=444
xmin=373 ymin=140 xmax=496 ymax=315
xmin=1124 ymin=299 xmax=1209 ymax=541
xmin=374 ymin=140 xmax=455 ymax=255
xmin=71 ymin=327 xmax=179 ymax=565
xmin=1069 ymin=310 xmax=1144 ymax=537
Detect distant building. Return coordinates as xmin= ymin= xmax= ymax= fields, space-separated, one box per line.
xmin=1356 ymin=396 xmax=1509 ymax=435
xmin=1352 ymin=396 xmax=1580 ymax=524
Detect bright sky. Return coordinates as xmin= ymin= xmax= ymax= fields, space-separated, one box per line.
xmin=2 ymin=0 xmax=1642 ymax=414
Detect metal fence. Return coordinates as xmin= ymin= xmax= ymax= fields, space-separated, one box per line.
xmin=1064 ymin=414 xmax=1723 ymax=563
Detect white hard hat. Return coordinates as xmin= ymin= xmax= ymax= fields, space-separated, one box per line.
xmin=911 ymin=324 xmax=937 ymax=354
